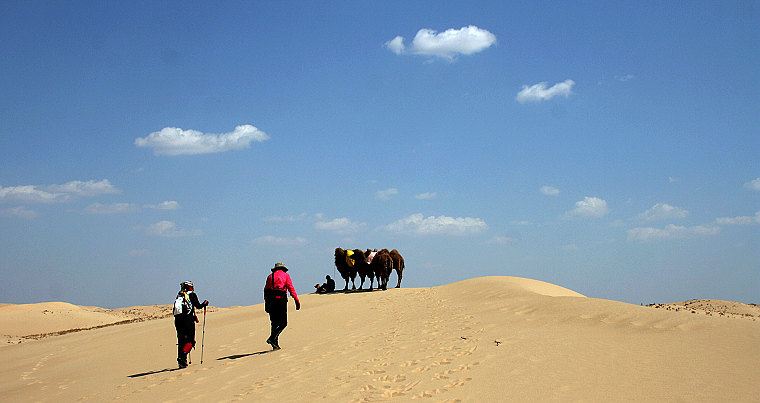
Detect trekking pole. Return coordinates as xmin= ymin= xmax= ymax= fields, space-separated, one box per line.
xmin=200 ymin=306 xmax=207 ymax=364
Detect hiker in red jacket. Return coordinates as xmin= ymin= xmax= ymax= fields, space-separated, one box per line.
xmin=263 ymin=262 xmax=300 ymax=350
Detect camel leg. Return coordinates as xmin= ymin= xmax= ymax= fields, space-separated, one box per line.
xmin=396 ymin=270 xmax=403 ymax=288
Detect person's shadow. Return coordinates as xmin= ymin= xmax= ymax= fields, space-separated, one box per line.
xmin=216 ymin=350 xmax=272 ymax=360
xmin=128 ymin=368 xmax=181 ymax=378
xmin=128 ymin=350 xmax=272 ymax=377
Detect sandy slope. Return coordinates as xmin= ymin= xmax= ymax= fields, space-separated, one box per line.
xmin=0 ymin=302 xmax=174 ymax=345
xmin=1 ymin=276 xmax=758 ymax=402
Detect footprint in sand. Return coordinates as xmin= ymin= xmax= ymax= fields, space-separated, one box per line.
xmin=376 ymin=374 xmax=406 ymax=382
xmin=444 ymin=377 xmax=472 ymax=388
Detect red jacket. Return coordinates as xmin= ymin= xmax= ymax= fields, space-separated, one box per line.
xmin=265 ymin=269 xmax=299 ymax=303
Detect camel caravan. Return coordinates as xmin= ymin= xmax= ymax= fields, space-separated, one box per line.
xmin=334 ymin=248 xmax=405 ymax=291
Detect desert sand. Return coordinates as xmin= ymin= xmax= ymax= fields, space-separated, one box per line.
xmin=1 ymin=276 xmax=758 ymax=402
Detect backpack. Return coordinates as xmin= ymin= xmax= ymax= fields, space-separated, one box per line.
xmin=173 ymin=292 xmax=192 ymax=317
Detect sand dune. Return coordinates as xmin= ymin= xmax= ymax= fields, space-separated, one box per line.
xmin=648 ymin=299 xmax=759 ymax=321
xmin=0 ymin=302 xmax=174 ymax=345
xmin=1 ymin=276 xmax=758 ymax=401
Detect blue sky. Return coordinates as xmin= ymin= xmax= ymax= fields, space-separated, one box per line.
xmin=1 ymin=1 xmax=758 ymax=307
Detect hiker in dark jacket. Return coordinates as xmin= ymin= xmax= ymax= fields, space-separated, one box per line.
xmin=315 ymin=275 xmax=336 ymax=294
xmin=174 ymin=281 xmax=208 ymax=368
xmin=263 ymin=262 xmax=300 ymax=350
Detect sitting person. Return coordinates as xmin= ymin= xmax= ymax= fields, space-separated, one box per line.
xmin=315 ymin=275 xmax=336 ymax=294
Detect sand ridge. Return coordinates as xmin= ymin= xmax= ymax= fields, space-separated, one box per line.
xmin=0 ymin=302 xmax=216 ymax=346
xmin=648 ymin=299 xmax=759 ymax=321
xmin=1 ymin=276 xmax=758 ymax=402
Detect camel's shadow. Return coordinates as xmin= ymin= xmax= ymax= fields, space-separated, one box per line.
xmin=216 ymin=350 xmax=272 ymax=360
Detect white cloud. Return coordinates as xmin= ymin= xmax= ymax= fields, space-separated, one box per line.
xmin=264 ymin=213 xmax=307 ymax=223
xmin=627 ymin=224 xmax=720 ymax=241
xmin=135 ymin=124 xmax=270 ymax=156
xmin=386 ymin=25 xmax=496 ymax=60
xmin=85 ymin=202 xmax=136 ymax=214
xmin=253 ymin=235 xmax=308 ymax=246
xmin=0 ymin=179 xmax=120 ymax=204
xmin=415 ymin=192 xmax=437 ymax=200
xmin=314 ymin=215 xmax=365 ymax=234
xmin=540 ymin=185 xmax=560 ymax=196
xmin=385 ymin=36 xmax=405 ymax=55
xmin=566 ymin=197 xmax=608 ymax=218
xmin=384 ymin=213 xmax=487 ymax=236
xmin=516 ymin=79 xmax=575 ymax=103
xmin=48 ymin=179 xmax=120 ymax=196
xmin=715 ymin=212 xmax=760 ymax=225
xmin=668 ymin=176 xmax=679 ymax=183
xmin=0 ymin=185 xmax=67 ymax=203
xmin=638 ymin=203 xmax=688 ymax=221
xmin=146 ymin=220 xmax=201 ymax=237
xmin=145 ymin=200 xmax=180 ymax=210
xmin=1 ymin=206 xmax=38 ymax=219
xmin=376 ymin=188 xmax=399 ymax=200
xmin=744 ymin=178 xmax=760 ymax=191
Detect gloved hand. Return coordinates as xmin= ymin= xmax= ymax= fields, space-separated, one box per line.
xmin=295 ymin=300 xmax=301 ymax=310
xmin=202 ymin=300 xmax=209 ymax=307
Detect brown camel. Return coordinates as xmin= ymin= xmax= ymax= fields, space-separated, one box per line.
xmin=371 ymin=249 xmax=394 ymax=290
xmin=389 ymin=249 xmax=405 ymax=288
xmin=353 ymin=249 xmax=375 ymax=290
xmin=334 ymin=247 xmax=358 ymax=290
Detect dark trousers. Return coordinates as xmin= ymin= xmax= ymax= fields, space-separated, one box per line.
xmin=267 ymin=300 xmax=288 ymax=343
xmin=174 ymin=316 xmax=195 ymax=364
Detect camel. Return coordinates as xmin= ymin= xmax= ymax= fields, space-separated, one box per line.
xmin=371 ymin=249 xmax=394 ymax=290
xmin=354 ymin=249 xmax=376 ymax=290
xmin=334 ymin=248 xmax=358 ymax=290
xmin=389 ymin=249 xmax=405 ymax=288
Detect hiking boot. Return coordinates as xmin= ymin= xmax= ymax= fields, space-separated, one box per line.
xmin=178 ymin=358 xmax=188 ymax=369
xmin=266 ymin=338 xmax=281 ymax=350
xmin=266 ymin=337 xmax=281 ymax=350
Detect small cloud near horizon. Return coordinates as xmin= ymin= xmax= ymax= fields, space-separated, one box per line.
xmin=314 ymin=214 xmax=365 ymax=235
xmin=715 ymin=211 xmax=760 ymax=225
xmin=135 ymin=124 xmax=269 ymax=156
xmin=627 ymin=224 xmax=719 ymax=241
xmin=146 ymin=220 xmax=201 ymax=237
xmin=376 ymin=188 xmax=399 ymax=200
xmin=540 ymin=185 xmax=560 ymax=196
xmin=638 ymin=203 xmax=688 ymax=221
xmin=385 ymin=25 xmax=496 ymax=60
xmin=516 ymin=80 xmax=575 ymax=103
xmin=744 ymin=178 xmax=760 ymax=191
xmin=384 ymin=213 xmax=487 ymax=236
xmin=566 ymin=197 xmax=608 ymax=218
xmin=0 ymin=179 xmax=120 ymax=204
xmin=415 ymin=192 xmax=437 ymax=200
xmin=145 ymin=200 xmax=180 ymax=210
